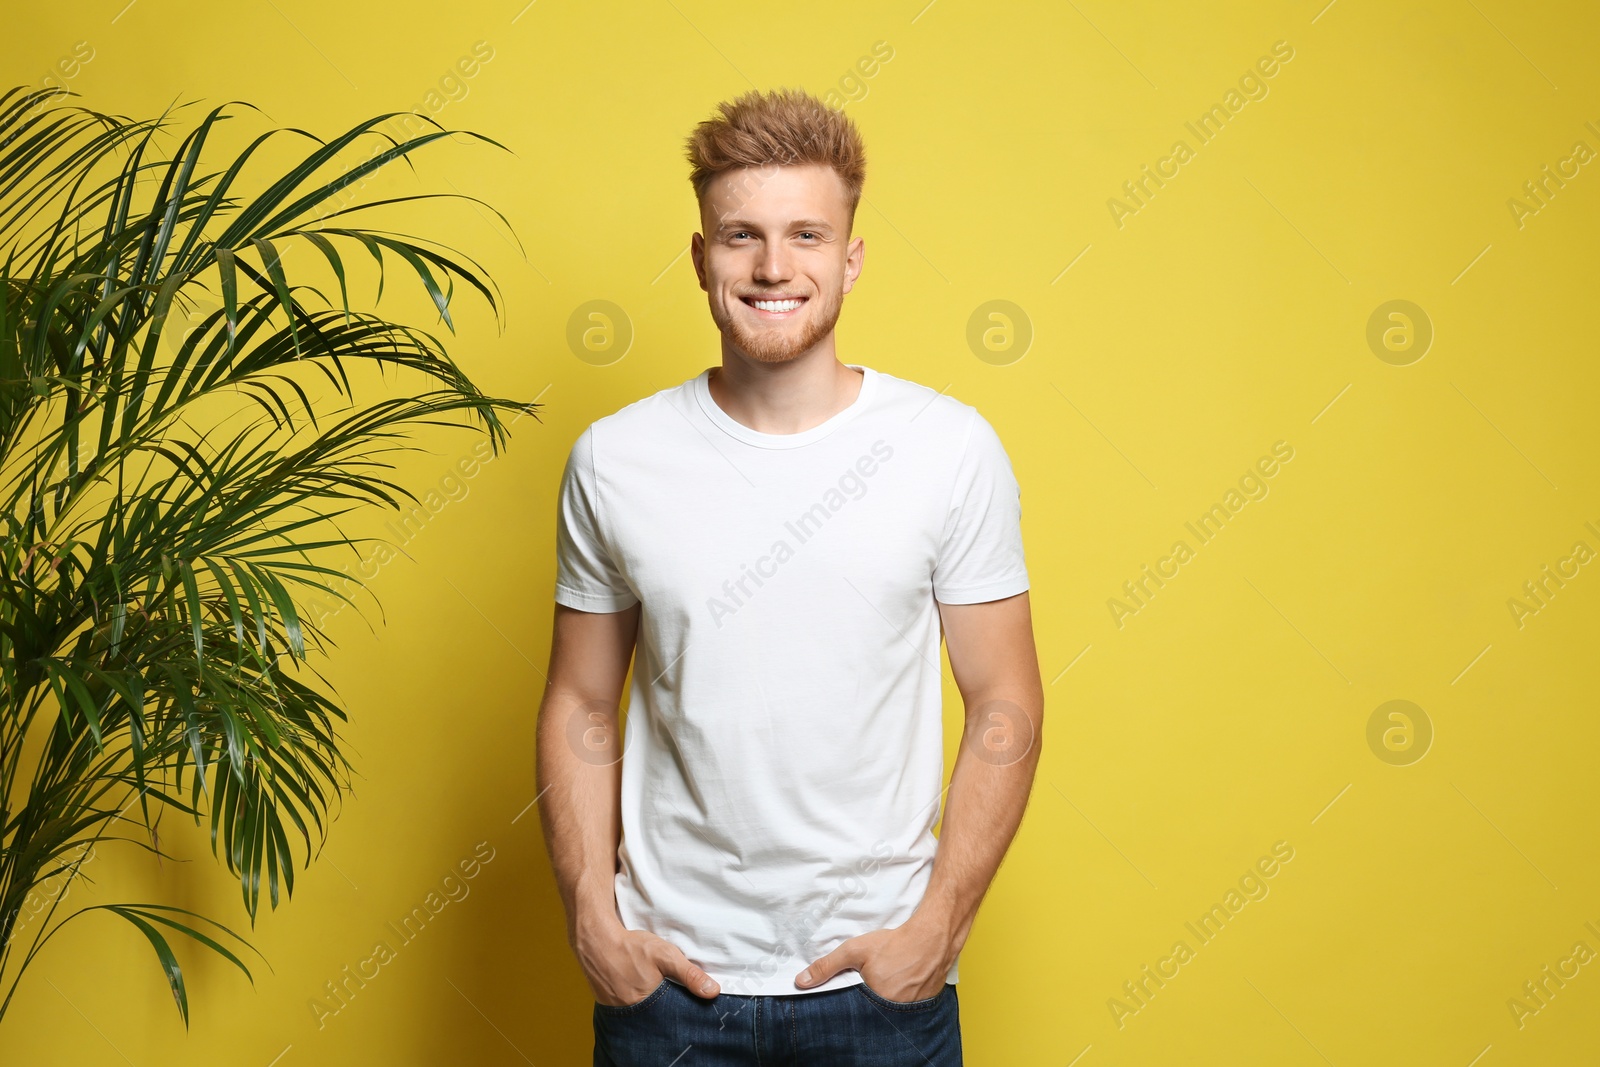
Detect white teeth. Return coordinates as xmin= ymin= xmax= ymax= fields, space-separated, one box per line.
xmin=751 ymin=298 xmax=802 ymax=312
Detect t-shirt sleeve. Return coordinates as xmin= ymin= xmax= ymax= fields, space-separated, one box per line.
xmin=932 ymin=408 xmax=1031 ymax=605
xmin=554 ymin=425 xmax=640 ymax=612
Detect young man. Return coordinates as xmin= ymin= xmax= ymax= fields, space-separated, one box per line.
xmin=538 ymin=87 xmax=1044 ymax=1066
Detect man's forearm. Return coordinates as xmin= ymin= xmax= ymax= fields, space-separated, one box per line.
xmin=536 ymin=686 xmax=625 ymax=943
xmin=913 ymin=684 xmax=1043 ymax=952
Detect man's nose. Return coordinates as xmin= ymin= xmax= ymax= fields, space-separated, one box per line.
xmin=753 ymin=243 xmax=792 ymax=283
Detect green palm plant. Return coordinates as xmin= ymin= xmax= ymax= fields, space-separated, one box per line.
xmin=0 ymin=86 xmax=531 ymax=1026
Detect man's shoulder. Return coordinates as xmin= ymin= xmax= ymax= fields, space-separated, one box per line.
xmin=574 ymin=365 xmax=995 ymax=454
xmin=865 ymin=367 xmax=985 ymax=437
xmin=577 ymin=373 xmax=700 ymax=448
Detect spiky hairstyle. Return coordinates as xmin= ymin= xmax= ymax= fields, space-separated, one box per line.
xmin=684 ymin=87 xmax=867 ymax=226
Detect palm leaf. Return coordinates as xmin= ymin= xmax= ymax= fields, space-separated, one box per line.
xmin=0 ymin=86 xmax=539 ymax=1027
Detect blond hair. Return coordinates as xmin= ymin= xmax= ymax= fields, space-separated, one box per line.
xmin=684 ymin=87 xmax=866 ymax=225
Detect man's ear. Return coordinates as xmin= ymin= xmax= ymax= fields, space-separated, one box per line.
xmin=690 ymin=231 xmax=707 ymax=291
xmin=842 ymin=234 xmax=865 ymax=295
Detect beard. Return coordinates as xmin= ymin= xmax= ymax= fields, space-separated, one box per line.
xmin=717 ymin=286 xmax=844 ymax=364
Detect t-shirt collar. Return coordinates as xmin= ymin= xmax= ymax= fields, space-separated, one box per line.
xmin=693 ymin=363 xmax=879 ymax=449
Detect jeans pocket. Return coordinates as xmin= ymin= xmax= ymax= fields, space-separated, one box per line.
xmin=595 ymin=976 xmax=670 ymax=1015
xmin=856 ymin=978 xmax=949 ymax=1012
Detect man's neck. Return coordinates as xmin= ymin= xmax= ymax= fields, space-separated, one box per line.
xmin=706 ymin=351 xmax=864 ymax=436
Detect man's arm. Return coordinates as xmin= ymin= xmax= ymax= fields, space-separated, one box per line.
xmin=796 ymin=590 xmax=1043 ymax=999
xmin=537 ymin=601 xmax=723 ymax=1004
xmin=537 ymin=602 xmax=635 ymax=951
xmin=918 ymin=590 xmax=1045 ymax=951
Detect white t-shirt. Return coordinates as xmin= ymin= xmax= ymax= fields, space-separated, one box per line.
xmin=553 ymin=362 xmax=1029 ymax=996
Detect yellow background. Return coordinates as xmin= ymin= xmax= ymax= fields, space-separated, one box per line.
xmin=4 ymin=0 xmax=1599 ymax=1063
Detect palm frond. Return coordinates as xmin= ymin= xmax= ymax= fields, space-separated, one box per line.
xmin=0 ymin=87 xmax=536 ymax=1026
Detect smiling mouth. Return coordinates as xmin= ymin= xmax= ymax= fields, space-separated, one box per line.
xmin=740 ymin=295 xmax=807 ymax=317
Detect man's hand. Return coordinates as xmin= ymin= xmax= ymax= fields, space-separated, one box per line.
xmin=793 ymin=909 xmax=958 ymax=1002
xmin=576 ymin=918 xmax=722 ymax=1006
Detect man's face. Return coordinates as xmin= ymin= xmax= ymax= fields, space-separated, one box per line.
xmin=691 ymin=163 xmax=864 ymax=364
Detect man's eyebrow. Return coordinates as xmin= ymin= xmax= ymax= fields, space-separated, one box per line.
xmin=714 ymin=217 xmax=837 ymax=235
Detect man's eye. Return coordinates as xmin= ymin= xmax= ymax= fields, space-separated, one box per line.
xmin=798 ymin=232 xmax=818 ymax=240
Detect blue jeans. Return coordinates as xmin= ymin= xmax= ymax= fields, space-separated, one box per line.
xmin=593 ymin=976 xmax=963 ymax=1065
